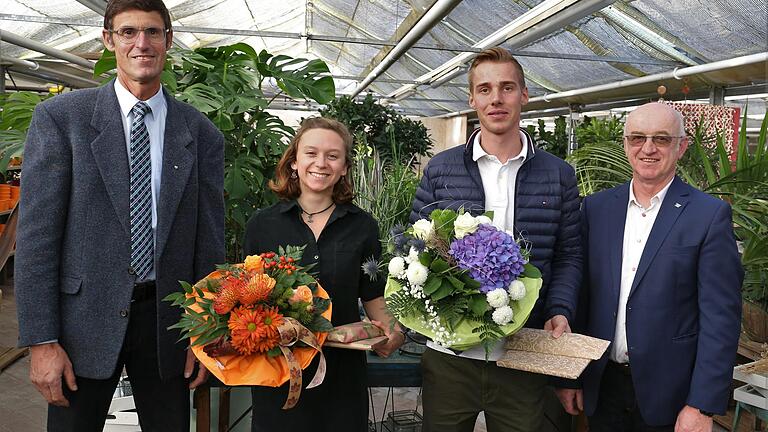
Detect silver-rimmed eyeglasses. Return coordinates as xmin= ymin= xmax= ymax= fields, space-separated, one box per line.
xmin=108 ymin=27 xmax=169 ymax=43
xmin=624 ymin=134 xmax=684 ymax=148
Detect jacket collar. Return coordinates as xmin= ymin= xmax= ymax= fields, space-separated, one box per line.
xmin=463 ymin=127 xmax=537 ymax=162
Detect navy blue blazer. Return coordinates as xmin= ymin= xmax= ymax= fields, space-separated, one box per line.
xmin=577 ymin=177 xmax=742 ymax=425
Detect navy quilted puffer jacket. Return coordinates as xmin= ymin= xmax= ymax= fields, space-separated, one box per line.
xmin=411 ymin=128 xmax=582 ymax=328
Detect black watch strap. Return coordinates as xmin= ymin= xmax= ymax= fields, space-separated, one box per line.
xmin=699 ymin=409 xmax=714 ymax=417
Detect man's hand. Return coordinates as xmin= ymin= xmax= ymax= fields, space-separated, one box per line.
xmin=544 ymin=314 xmax=571 ymax=338
xmin=29 ymin=342 xmax=77 ymax=407
xmin=370 ymin=320 xmax=405 ymax=358
xmin=674 ymin=405 xmax=713 ymax=432
xmin=554 ymin=388 xmax=583 ymax=415
xmin=184 ymin=349 xmax=209 ymax=389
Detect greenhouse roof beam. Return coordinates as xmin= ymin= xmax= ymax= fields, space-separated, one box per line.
xmin=386 ymin=0 xmax=618 ymax=100
xmin=0 ymin=29 xmax=95 ymax=70
xmin=526 ymin=52 xmax=768 ymax=104
xmin=1 ymin=56 xmax=99 ymax=88
xmin=350 ymin=0 xmax=464 ymax=98
xmin=598 ymin=5 xmax=705 ymax=66
xmin=0 ymin=13 xmax=680 ymax=67
xmin=359 ymin=0 xmax=434 ymax=76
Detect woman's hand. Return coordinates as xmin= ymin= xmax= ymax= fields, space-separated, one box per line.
xmin=370 ymin=320 xmax=406 ymax=358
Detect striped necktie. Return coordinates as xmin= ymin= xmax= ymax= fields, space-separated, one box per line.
xmin=129 ymin=101 xmax=153 ymax=280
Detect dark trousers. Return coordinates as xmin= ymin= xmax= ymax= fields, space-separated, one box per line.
xmin=588 ymin=362 xmax=673 ymax=432
xmin=421 ymin=348 xmax=547 ymax=432
xmin=47 ymin=290 xmax=190 ymax=432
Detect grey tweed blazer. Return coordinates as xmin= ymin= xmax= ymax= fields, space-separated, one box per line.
xmin=15 ymin=81 xmax=225 ymax=380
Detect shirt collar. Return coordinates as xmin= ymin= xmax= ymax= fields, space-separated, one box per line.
xmin=628 ymin=177 xmax=674 ymax=210
xmin=472 ymin=130 xmax=529 ymax=163
xmin=114 ymin=79 xmax=166 ymax=119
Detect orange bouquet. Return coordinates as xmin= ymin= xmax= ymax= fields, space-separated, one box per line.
xmin=164 ymin=245 xmax=332 ymax=408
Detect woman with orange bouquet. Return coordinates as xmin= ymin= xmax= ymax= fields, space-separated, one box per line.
xmin=244 ymin=117 xmax=405 ymax=431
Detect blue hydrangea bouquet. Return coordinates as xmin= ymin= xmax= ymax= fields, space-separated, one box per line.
xmin=382 ymin=209 xmax=542 ymax=353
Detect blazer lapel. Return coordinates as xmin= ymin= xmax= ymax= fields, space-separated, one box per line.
xmin=607 ymin=183 xmax=629 ymax=300
xmin=90 ymin=82 xmax=131 ymax=235
xmin=155 ymin=92 xmax=194 ymax=260
xmin=629 ymin=177 xmax=690 ymax=298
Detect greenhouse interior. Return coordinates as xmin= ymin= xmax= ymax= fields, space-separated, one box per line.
xmin=0 ymin=0 xmax=766 ymax=431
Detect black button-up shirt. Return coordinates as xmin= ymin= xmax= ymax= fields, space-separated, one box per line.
xmin=243 ymin=200 xmax=384 ymax=326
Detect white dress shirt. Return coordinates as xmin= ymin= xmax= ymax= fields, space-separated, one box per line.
xmin=427 ymin=131 xmax=529 ymax=361
xmin=610 ymin=178 xmax=673 ymax=363
xmin=114 ymin=80 xmax=167 ymax=281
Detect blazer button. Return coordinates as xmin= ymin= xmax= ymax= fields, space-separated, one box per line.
xmin=120 ymin=309 xmax=129 ymax=318
xmin=314 ymin=255 xmax=319 ymax=260
xmin=128 ymin=266 xmax=136 ymax=275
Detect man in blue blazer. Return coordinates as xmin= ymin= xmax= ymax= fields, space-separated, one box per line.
xmin=555 ymin=102 xmax=742 ymax=432
xmin=14 ymin=0 xmax=224 ymax=430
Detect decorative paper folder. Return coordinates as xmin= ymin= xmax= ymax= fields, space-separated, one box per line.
xmin=496 ymin=328 xmax=610 ymax=379
xmin=324 ymin=321 xmax=387 ymax=351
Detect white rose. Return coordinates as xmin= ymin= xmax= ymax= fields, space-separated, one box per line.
xmin=388 ymin=257 xmax=406 ymax=278
xmin=508 ymin=280 xmax=527 ymax=301
xmin=412 ymin=219 xmax=434 ymax=240
xmin=492 ymin=306 xmax=515 ymax=325
xmin=476 ymin=215 xmax=492 ymax=225
xmin=454 ymin=213 xmax=480 ymax=239
xmin=406 ymin=261 xmax=429 ymax=287
xmin=486 ymin=288 xmax=509 ymax=308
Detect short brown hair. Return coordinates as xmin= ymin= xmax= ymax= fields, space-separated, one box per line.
xmin=270 ymin=117 xmax=355 ymax=203
xmin=468 ymin=47 xmax=526 ymax=92
xmin=104 ymin=0 xmax=172 ymax=32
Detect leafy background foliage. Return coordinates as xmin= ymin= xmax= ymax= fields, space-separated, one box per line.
xmin=320 ymin=94 xmax=432 ymax=163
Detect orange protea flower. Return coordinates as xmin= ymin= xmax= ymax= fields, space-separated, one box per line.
xmin=238 ymin=274 xmax=276 ymax=305
xmin=213 ymin=286 xmax=239 ymax=315
xmin=243 ymin=255 xmax=264 ymax=274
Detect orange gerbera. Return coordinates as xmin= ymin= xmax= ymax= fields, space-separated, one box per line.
xmin=228 ymin=305 xmax=284 ymax=355
xmin=228 ymin=306 xmax=263 ymax=355
xmin=238 ymin=274 xmax=276 ymax=305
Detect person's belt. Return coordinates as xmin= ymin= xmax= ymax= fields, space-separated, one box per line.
xmin=608 ymin=360 xmax=631 ymax=376
xmin=131 ymin=281 xmax=156 ymax=302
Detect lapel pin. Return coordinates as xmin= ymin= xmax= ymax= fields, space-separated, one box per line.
xmin=674 ymin=203 xmax=681 ymax=208
xmin=173 ymin=165 xmax=178 ymax=169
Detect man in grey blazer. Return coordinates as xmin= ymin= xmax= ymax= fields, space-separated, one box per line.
xmin=14 ymin=0 xmax=224 ymax=430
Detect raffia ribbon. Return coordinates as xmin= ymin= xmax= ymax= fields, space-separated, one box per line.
xmin=277 ymin=317 xmax=326 ymax=409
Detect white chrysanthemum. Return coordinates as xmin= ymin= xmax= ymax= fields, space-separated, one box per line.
xmin=492 ymin=306 xmax=514 ymax=325
xmin=453 ymin=212 xmax=480 ymax=239
xmin=476 ymin=215 xmax=492 ymax=225
xmin=406 ymin=261 xmax=429 ymax=286
xmin=486 ymin=288 xmax=509 ymax=308
xmin=508 ymin=280 xmax=527 ymax=301
xmin=388 ymin=257 xmax=406 ymax=278
xmin=412 ymin=219 xmax=434 ymax=240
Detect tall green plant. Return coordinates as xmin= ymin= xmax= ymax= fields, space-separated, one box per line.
xmin=320 ymin=94 xmax=432 ymax=163
xmin=567 ymin=115 xmax=631 ymax=196
xmin=679 ymin=110 xmax=768 ymax=308
xmin=98 ymin=43 xmax=335 ymax=261
xmin=352 ymin=130 xmax=419 ymax=243
xmin=525 ymin=116 xmax=568 ymax=159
